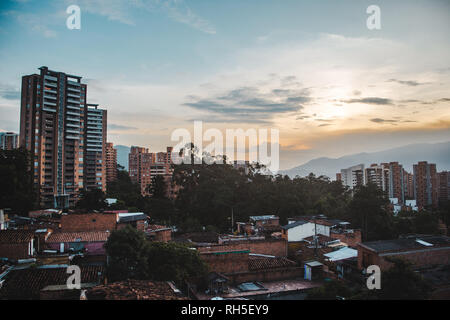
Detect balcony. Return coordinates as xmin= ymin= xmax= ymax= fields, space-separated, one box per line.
xmin=44 ymin=100 xmax=57 ymax=107
xmin=67 ymin=98 xmax=80 ymax=104
xmin=44 ymin=94 xmax=57 ymax=100
xmin=42 ymin=107 xmax=56 ymax=113
xmin=66 ymin=111 xmax=80 ymax=117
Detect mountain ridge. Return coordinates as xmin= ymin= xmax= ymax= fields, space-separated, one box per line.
xmin=280 ymin=141 xmax=450 ymax=179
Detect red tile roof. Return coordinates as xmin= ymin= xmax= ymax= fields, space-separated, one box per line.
xmin=249 ymin=256 xmax=297 ymax=271
xmin=0 ymin=230 xmax=34 ymax=244
xmin=46 ymin=231 xmax=110 ymax=243
xmin=86 ymin=280 xmax=187 ymax=300
xmin=0 ymin=265 xmax=104 ymax=299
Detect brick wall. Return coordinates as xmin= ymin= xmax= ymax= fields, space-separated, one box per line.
xmin=61 ymin=213 xmax=117 ymax=232
xmin=330 ymin=230 xmax=362 ymax=248
xmin=225 ymin=267 xmax=303 ymax=284
xmin=200 ymin=251 xmax=249 ymax=274
xmin=197 ymin=239 xmax=287 ymax=257
xmin=117 ymin=220 xmax=146 ymax=232
xmin=357 ymin=245 xmax=450 ymax=271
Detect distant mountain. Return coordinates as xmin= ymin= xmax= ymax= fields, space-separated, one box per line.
xmin=280 ymin=141 xmax=450 ymax=179
xmin=115 ymin=145 xmax=130 ymax=171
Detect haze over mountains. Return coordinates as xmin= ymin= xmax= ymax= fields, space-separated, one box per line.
xmin=280 ymin=141 xmax=450 ymax=179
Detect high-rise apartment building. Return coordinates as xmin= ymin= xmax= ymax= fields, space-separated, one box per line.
xmin=128 ymin=146 xmax=173 ymax=196
xmin=84 ymin=104 xmax=107 ymax=193
xmin=438 ymin=171 xmax=449 ymax=205
xmin=0 ymin=132 xmax=19 ymax=150
xmin=364 ymin=164 xmax=389 ymax=193
xmin=403 ymin=170 xmax=414 ymax=200
xmin=340 ymin=164 xmax=365 ymax=189
xmin=129 ymin=146 xmax=152 ymax=196
xmin=19 ymin=66 xmax=106 ymax=208
xmin=387 ymin=162 xmax=405 ymax=204
xmin=105 ymin=142 xmax=118 ymax=185
xmin=413 ymin=161 xmax=438 ymax=209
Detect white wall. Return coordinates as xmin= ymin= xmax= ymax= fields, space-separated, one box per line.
xmin=286 ymin=222 xmax=330 ymax=242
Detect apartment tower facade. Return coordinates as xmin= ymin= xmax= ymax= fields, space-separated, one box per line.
xmin=105 ymin=142 xmax=118 ymax=185
xmin=128 ymin=146 xmax=173 ymax=196
xmin=413 ymin=161 xmax=438 ymax=209
xmin=19 ymin=66 xmax=106 ymax=208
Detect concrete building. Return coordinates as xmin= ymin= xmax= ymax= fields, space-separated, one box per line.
xmin=19 ymin=66 xmax=107 ymax=208
xmin=413 ymin=161 xmax=438 ymax=209
xmin=340 ymin=164 xmax=365 ymax=189
xmin=364 ymin=164 xmax=388 ymax=192
xmin=0 ymin=132 xmax=19 ymax=150
xmin=105 ymin=142 xmax=117 ymax=185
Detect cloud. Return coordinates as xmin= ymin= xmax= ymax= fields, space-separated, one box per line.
xmin=0 ymin=83 xmax=20 ymax=100
xmin=2 ymin=10 xmax=58 ymax=38
xmin=370 ymin=118 xmax=399 ymax=124
xmin=183 ymin=80 xmax=312 ymax=124
xmin=342 ymin=97 xmax=394 ymax=105
xmin=71 ymin=0 xmax=216 ymax=33
xmin=387 ymin=79 xmax=430 ymax=86
xmin=108 ymin=123 xmax=137 ymax=131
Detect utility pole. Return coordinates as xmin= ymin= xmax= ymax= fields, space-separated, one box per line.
xmin=231 ymin=207 xmax=234 ymax=233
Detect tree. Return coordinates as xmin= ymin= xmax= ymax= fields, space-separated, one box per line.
xmin=76 ymin=188 xmax=107 ymax=211
xmin=106 ymin=169 xmax=143 ymax=210
xmin=306 ymin=280 xmax=352 ymax=300
xmin=0 ymin=148 xmax=37 ymax=215
xmin=147 ymin=175 xmax=168 ymax=199
xmin=104 ymin=225 xmax=150 ymax=282
xmin=377 ymin=257 xmax=432 ymax=299
xmin=104 ymin=226 xmax=208 ymax=286
xmin=347 ymin=184 xmax=394 ymax=241
xmin=145 ymin=241 xmax=208 ymax=286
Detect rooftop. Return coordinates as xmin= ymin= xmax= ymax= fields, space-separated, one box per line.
xmin=0 ymin=265 xmax=104 ymax=299
xmin=0 ymin=229 xmax=34 ymax=244
xmin=46 ymin=231 xmax=110 ymax=243
xmin=281 ymin=220 xmax=309 ymax=230
xmin=86 ymin=280 xmax=186 ymax=300
xmin=249 ymin=215 xmax=279 ymax=221
xmin=360 ymin=235 xmax=450 ymax=253
xmin=249 ymin=256 xmax=297 ymax=271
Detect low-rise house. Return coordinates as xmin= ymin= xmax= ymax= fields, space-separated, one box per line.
xmin=357 ymin=235 xmax=450 ymax=271
xmin=45 ymin=231 xmax=110 ymax=255
xmin=146 ymin=225 xmax=172 ymax=242
xmin=117 ymin=213 xmax=147 ymax=231
xmin=0 ymin=230 xmax=35 ymax=260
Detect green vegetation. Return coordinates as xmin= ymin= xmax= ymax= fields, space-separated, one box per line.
xmin=0 ymin=148 xmax=37 ymax=215
xmin=104 ymin=226 xmax=207 ymax=286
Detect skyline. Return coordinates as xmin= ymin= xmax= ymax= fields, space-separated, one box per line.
xmin=0 ymin=0 xmax=449 ymax=170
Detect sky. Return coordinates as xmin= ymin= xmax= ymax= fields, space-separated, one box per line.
xmin=0 ymin=0 xmax=449 ymax=170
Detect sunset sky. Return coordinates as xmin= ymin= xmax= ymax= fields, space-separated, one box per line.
xmin=0 ymin=0 xmax=449 ymax=169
